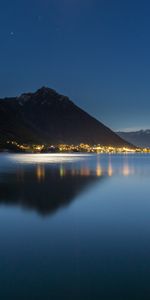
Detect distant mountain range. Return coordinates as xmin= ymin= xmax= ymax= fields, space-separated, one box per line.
xmin=0 ymin=87 xmax=131 ymax=147
xmin=117 ymin=130 xmax=150 ymax=148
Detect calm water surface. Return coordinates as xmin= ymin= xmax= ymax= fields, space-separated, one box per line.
xmin=0 ymin=153 xmax=150 ymax=300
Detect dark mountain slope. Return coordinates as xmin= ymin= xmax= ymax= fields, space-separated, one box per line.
xmin=0 ymin=87 xmax=131 ymax=146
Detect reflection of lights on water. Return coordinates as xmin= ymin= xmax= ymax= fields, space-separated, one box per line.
xmin=36 ymin=165 xmax=45 ymax=181
xmin=7 ymin=153 xmax=137 ymax=179
xmin=122 ymin=164 xmax=130 ymax=176
xmin=61 ymin=166 xmax=91 ymax=177
xmin=60 ymin=165 xmax=65 ymax=177
xmin=10 ymin=153 xmax=88 ymax=164
xmin=121 ymin=155 xmax=135 ymax=176
xmin=108 ymin=159 xmax=113 ymax=177
xmin=96 ymin=161 xmax=102 ymax=177
xmin=122 ymin=164 xmax=135 ymax=176
xmin=80 ymin=167 xmax=90 ymax=176
xmin=71 ymin=169 xmax=76 ymax=176
xmin=121 ymin=156 xmax=135 ymax=177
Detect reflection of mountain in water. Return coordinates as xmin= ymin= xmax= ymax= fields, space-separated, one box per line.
xmin=0 ymin=154 xmax=138 ymax=216
xmin=0 ymin=165 xmax=102 ymax=216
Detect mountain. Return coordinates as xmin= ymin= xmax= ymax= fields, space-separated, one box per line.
xmin=117 ymin=130 xmax=150 ymax=148
xmin=0 ymin=87 xmax=131 ymax=147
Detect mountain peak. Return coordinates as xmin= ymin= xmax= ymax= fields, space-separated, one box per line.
xmin=19 ymin=86 xmax=57 ymax=99
xmin=35 ymin=86 xmax=57 ymax=96
xmin=0 ymin=86 xmax=132 ymax=147
xmin=18 ymin=87 xmax=71 ymax=105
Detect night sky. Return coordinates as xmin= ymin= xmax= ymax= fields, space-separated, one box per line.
xmin=0 ymin=0 xmax=150 ymax=131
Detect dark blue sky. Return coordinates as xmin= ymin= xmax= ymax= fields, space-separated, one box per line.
xmin=0 ymin=0 xmax=150 ymax=131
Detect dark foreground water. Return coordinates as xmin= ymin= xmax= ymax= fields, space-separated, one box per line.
xmin=0 ymin=153 xmax=150 ymax=300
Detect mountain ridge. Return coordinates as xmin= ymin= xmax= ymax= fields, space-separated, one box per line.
xmin=0 ymin=87 xmax=132 ymax=147
xmin=117 ymin=130 xmax=150 ymax=148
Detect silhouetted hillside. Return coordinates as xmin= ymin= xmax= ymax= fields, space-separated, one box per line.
xmin=0 ymin=87 xmax=131 ymax=147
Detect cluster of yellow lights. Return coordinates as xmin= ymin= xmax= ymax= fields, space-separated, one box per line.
xmin=5 ymin=141 xmax=150 ymax=153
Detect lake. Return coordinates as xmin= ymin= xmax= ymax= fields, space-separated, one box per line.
xmin=0 ymin=153 xmax=150 ymax=300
